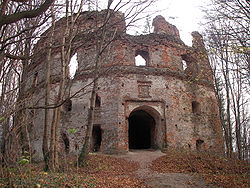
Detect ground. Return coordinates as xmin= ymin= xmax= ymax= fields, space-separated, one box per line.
xmin=116 ymin=150 xmax=215 ymax=188
xmin=1 ymin=150 xmax=249 ymax=187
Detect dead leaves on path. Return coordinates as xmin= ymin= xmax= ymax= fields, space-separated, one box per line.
xmin=150 ymin=151 xmax=250 ymax=188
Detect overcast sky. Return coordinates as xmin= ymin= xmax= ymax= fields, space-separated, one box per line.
xmin=157 ymin=0 xmax=208 ymax=45
xmin=97 ymin=0 xmax=208 ymax=45
xmin=70 ymin=0 xmax=209 ymax=73
xmin=145 ymin=0 xmax=208 ymax=45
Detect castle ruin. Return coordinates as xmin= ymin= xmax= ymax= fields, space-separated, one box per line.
xmin=25 ymin=10 xmax=223 ymax=160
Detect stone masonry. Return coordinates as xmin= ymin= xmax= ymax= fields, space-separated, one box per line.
xmin=25 ymin=10 xmax=223 ymax=160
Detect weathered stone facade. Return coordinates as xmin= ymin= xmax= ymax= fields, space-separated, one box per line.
xmin=26 ymin=10 xmax=223 ymax=160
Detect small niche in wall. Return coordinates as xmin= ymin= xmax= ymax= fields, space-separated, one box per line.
xmin=192 ymin=101 xmax=200 ymax=114
xmin=95 ymin=94 xmax=101 ymax=107
xmin=135 ymin=50 xmax=149 ymax=66
xmin=61 ymin=132 xmax=70 ymax=153
xmin=196 ymin=139 xmax=204 ymax=151
xmin=64 ymin=99 xmax=72 ymax=111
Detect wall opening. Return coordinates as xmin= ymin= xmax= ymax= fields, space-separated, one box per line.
xmin=192 ymin=101 xmax=200 ymax=114
xmin=95 ymin=94 xmax=101 ymax=107
xmin=64 ymin=99 xmax=72 ymax=111
xmin=181 ymin=54 xmax=199 ymax=77
xmin=91 ymin=125 xmax=102 ymax=152
xmin=128 ymin=110 xmax=155 ymax=149
xmin=196 ymin=139 xmax=204 ymax=151
xmin=182 ymin=60 xmax=187 ymax=70
xmin=135 ymin=50 xmax=149 ymax=66
xmin=69 ymin=53 xmax=78 ymax=79
xmin=61 ymin=133 xmax=70 ymax=153
xmin=135 ymin=55 xmax=146 ymax=66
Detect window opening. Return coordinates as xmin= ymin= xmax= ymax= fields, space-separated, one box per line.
xmin=95 ymin=94 xmax=101 ymax=107
xmin=135 ymin=55 xmax=146 ymax=66
xmin=182 ymin=60 xmax=187 ymax=70
xmin=92 ymin=125 xmax=102 ymax=152
xmin=135 ymin=50 xmax=149 ymax=66
xmin=69 ymin=53 xmax=78 ymax=79
xmin=192 ymin=101 xmax=200 ymax=114
xmin=181 ymin=54 xmax=191 ymax=72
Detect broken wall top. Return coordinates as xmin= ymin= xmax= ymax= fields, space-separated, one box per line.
xmin=29 ymin=9 xmax=214 ymax=86
xmin=152 ymin=15 xmax=180 ymax=38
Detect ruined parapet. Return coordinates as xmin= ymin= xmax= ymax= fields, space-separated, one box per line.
xmin=27 ymin=9 xmax=127 ymax=90
xmin=75 ymin=9 xmax=126 ymax=33
xmin=192 ymin=31 xmax=207 ymax=50
xmin=32 ymin=9 xmax=126 ymax=68
xmin=191 ymin=31 xmax=213 ymax=83
xmin=152 ymin=15 xmax=180 ymax=38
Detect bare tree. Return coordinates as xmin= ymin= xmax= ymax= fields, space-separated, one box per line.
xmin=0 ymin=0 xmax=157 ymax=169
xmin=0 ymin=0 xmax=55 ymax=28
xmin=0 ymin=0 xmax=53 ymax=165
xmin=76 ymin=0 xmax=157 ymax=166
xmin=204 ymin=0 xmax=250 ymax=160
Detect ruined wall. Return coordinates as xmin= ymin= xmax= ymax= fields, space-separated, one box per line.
xmin=27 ymin=10 xmax=223 ymax=160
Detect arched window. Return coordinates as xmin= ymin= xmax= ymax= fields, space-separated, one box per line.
xmin=182 ymin=60 xmax=187 ymax=70
xmin=181 ymin=54 xmax=191 ymax=72
xmin=135 ymin=50 xmax=149 ymax=66
xmin=135 ymin=55 xmax=146 ymax=66
xmin=69 ymin=53 xmax=78 ymax=79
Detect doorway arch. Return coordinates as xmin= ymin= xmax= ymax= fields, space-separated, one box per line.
xmin=129 ymin=110 xmax=155 ymax=149
xmin=128 ymin=106 xmax=164 ymax=150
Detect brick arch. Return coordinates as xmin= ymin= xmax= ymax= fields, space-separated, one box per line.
xmin=128 ymin=105 xmax=165 ymax=150
xmin=130 ymin=105 xmax=161 ymax=116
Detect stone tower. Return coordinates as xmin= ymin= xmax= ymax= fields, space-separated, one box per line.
xmin=25 ymin=10 xmax=223 ymax=160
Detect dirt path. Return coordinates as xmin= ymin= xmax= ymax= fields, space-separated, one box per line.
xmin=116 ymin=150 xmax=219 ymax=188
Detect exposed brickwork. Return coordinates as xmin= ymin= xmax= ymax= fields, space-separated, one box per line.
xmin=152 ymin=15 xmax=180 ymax=38
xmin=26 ymin=10 xmax=223 ymax=161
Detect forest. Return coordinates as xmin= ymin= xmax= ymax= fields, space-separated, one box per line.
xmin=0 ymin=0 xmax=249 ymax=187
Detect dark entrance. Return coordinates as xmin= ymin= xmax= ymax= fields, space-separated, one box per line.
xmin=61 ymin=133 xmax=70 ymax=153
xmin=92 ymin=125 xmax=102 ymax=152
xmin=129 ymin=110 xmax=155 ymax=149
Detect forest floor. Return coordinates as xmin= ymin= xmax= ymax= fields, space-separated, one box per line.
xmin=116 ymin=150 xmax=217 ymax=188
xmin=1 ymin=150 xmax=249 ymax=188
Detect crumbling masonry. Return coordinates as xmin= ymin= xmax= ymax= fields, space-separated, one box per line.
xmin=25 ymin=10 xmax=223 ymax=160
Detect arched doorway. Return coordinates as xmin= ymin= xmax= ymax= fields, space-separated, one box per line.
xmin=128 ymin=110 xmax=156 ymax=149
